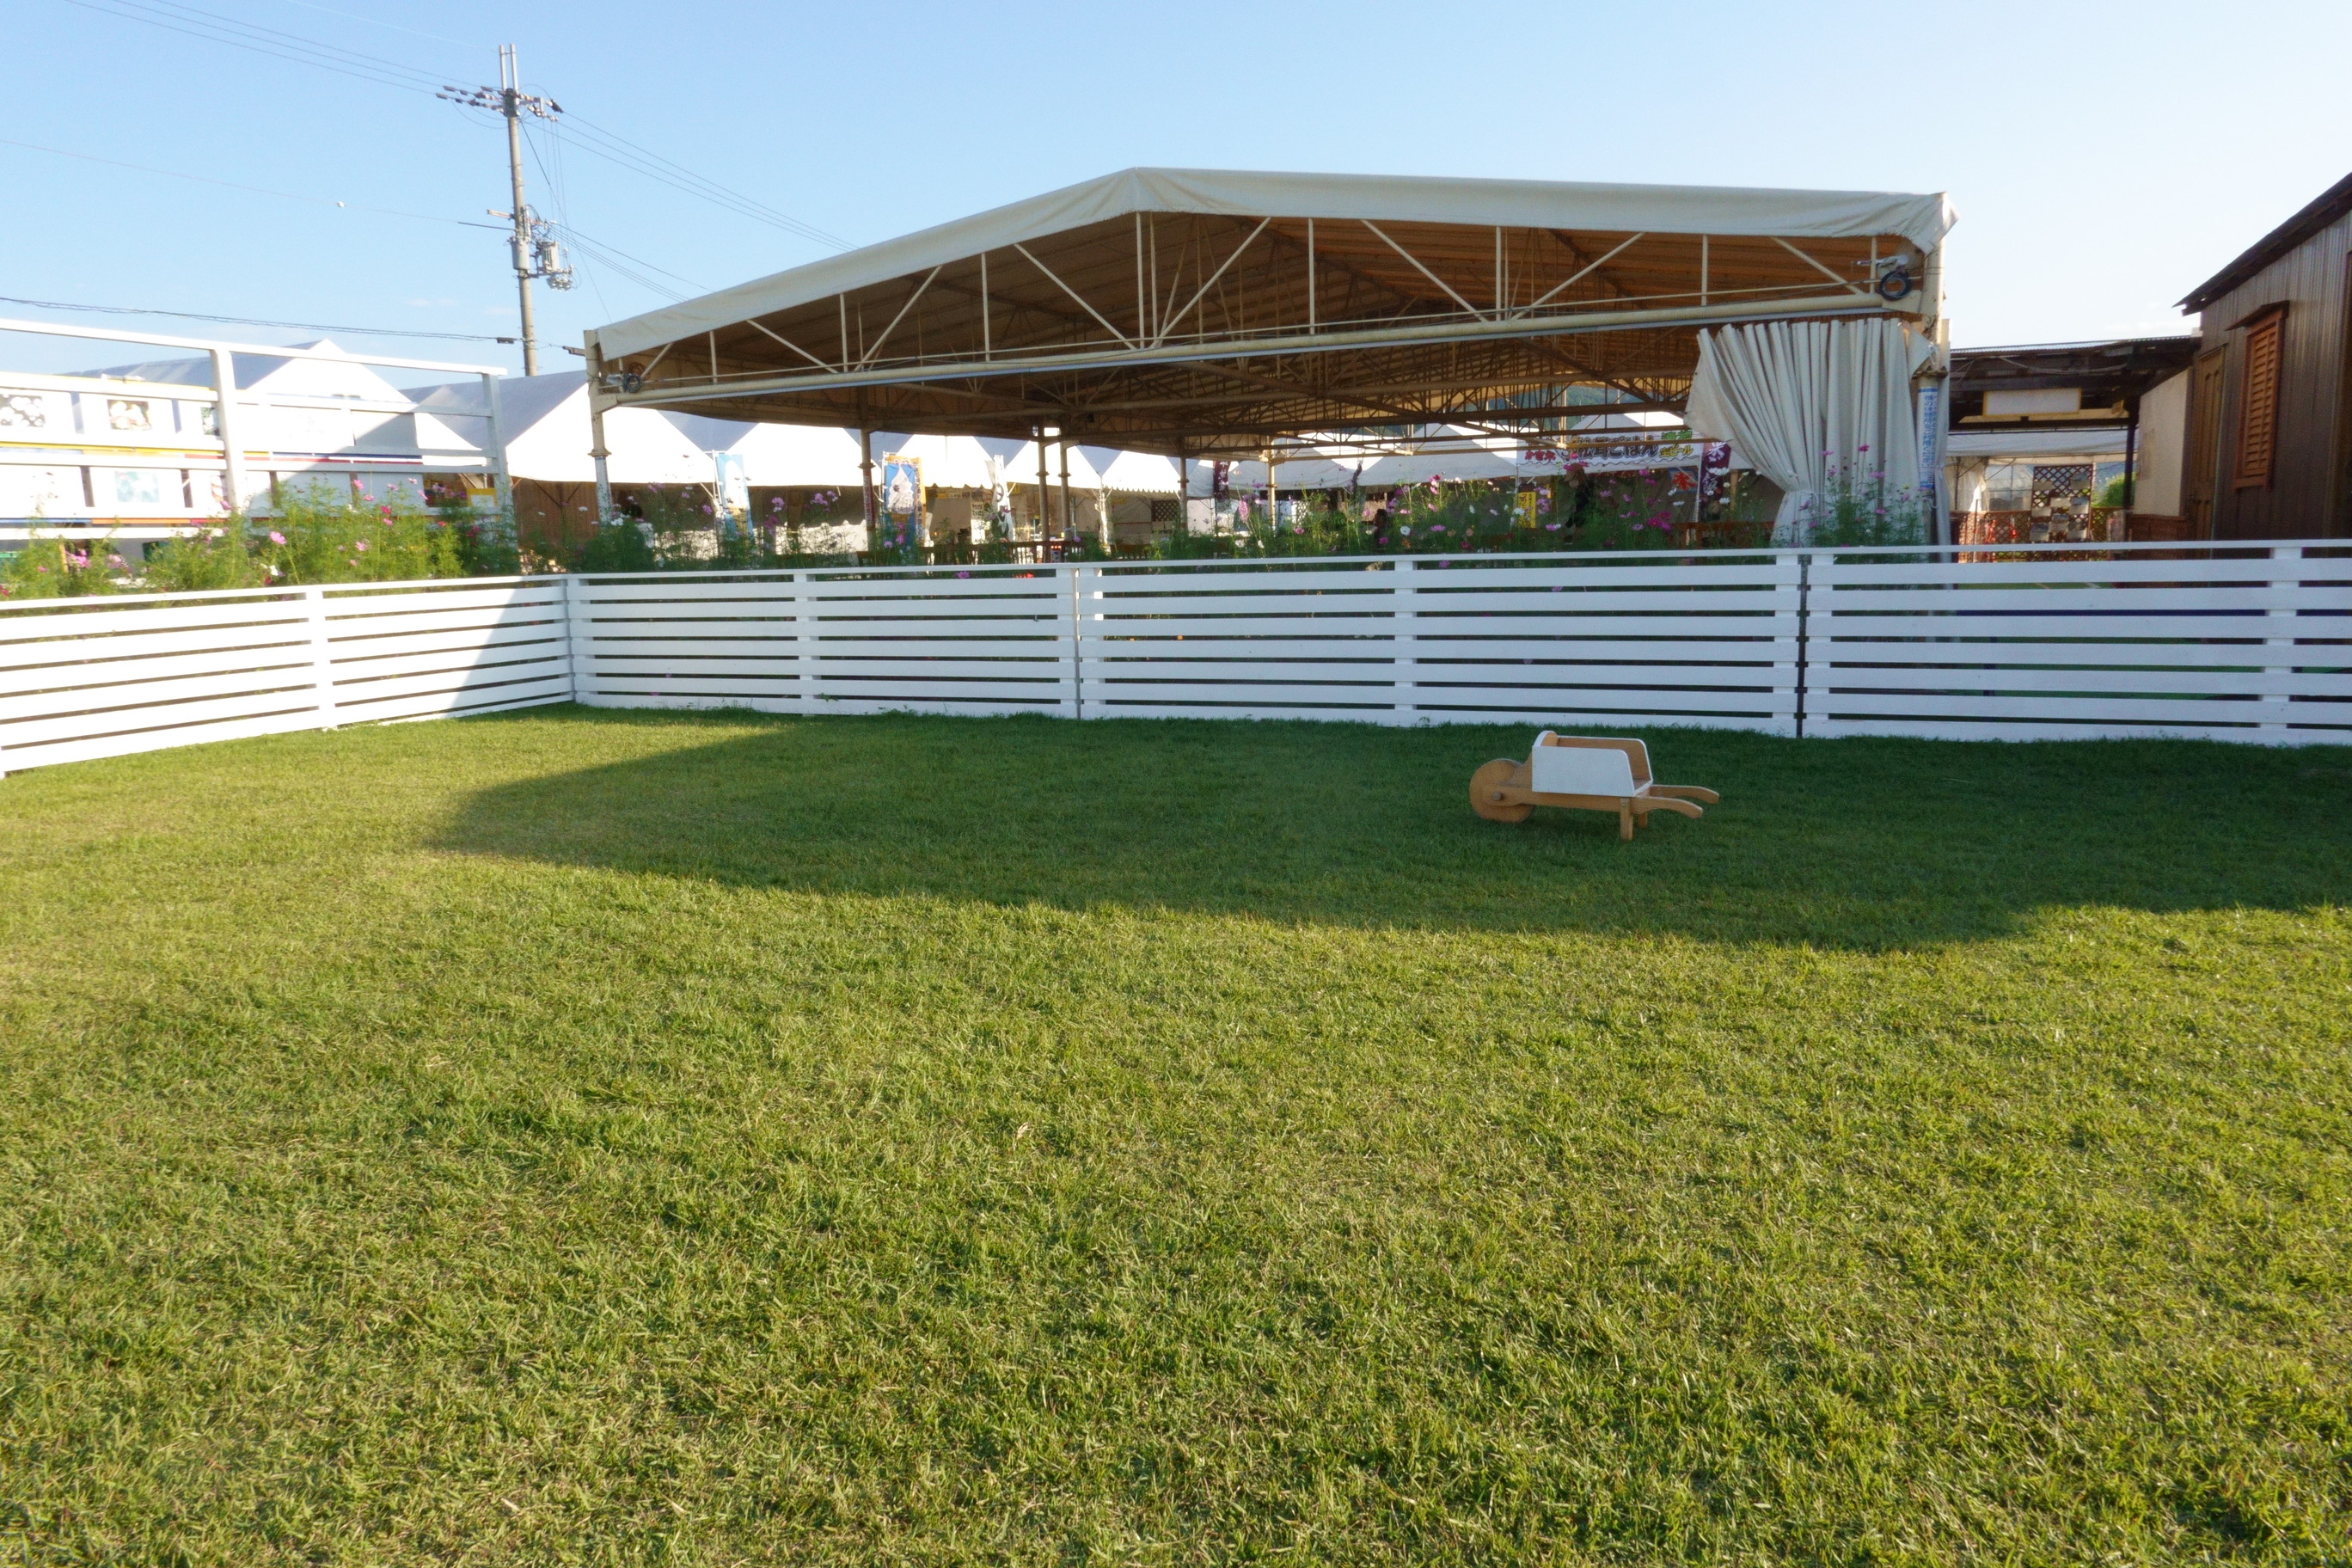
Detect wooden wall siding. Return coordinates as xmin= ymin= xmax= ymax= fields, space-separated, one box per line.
xmin=2196 ymin=209 xmax=2352 ymax=538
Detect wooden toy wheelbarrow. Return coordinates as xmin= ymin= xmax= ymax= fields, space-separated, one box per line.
xmin=1470 ymin=732 xmax=1719 ymax=840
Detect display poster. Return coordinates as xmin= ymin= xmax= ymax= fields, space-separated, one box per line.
xmin=879 ymin=455 xmax=922 ymax=517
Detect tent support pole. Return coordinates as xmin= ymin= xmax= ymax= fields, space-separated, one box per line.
xmin=1173 ymin=438 xmax=1188 ymax=538
xmin=208 ymin=346 xmax=248 ymax=519
xmin=2122 ymin=396 xmax=2140 ymax=528
xmin=859 ymin=423 xmax=876 ymax=539
xmin=1059 ymin=432 xmax=1075 ymax=540
xmin=1036 ymin=422 xmax=1050 ymax=542
xmin=587 ymin=346 xmax=613 ymax=524
xmin=482 ymin=371 xmax=511 ymax=529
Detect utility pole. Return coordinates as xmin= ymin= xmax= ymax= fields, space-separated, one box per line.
xmin=440 ymin=46 xmax=571 ymax=377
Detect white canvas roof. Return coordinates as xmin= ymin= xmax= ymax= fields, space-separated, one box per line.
xmin=593 ymin=167 xmax=1957 ymax=359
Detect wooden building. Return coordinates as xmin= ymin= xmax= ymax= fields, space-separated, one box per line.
xmin=2178 ymin=171 xmax=2352 ymax=538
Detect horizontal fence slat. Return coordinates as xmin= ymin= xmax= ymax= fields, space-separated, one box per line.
xmin=801 ymin=636 xmax=1067 ymax=658
xmin=334 ymin=668 xmax=573 ymax=715
xmin=1809 ymin=613 xmax=2306 ymax=641
xmin=326 ymin=602 xmax=568 ymax=644
xmin=1 ymin=708 xmax=327 ymax=770
xmin=1812 ymin=665 xmax=2349 ymax=697
xmin=575 ymin=583 xmax=805 ymax=604
xmin=1811 ymin=557 xmax=2320 ymax=587
xmin=331 ymin=644 xmax=570 ymax=689
xmin=585 ymin=656 xmax=799 ymax=681
xmin=4 ymin=640 xmax=314 ymax=693
xmin=0 ymin=620 xmax=311 ymax=672
xmin=3 ymin=686 xmax=324 ymax=750
xmin=3 ymin=660 xmax=317 ymax=721
xmin=1815 ymin=586 xmax=2295 ymax=614
xmin=0 ymin=597 xmax=311 ymax=645
xmin=328 ymin=622 xmax=571 ymax=667
xmin=1807 ymin=692 xmax=2319 ymax=726
xmin=1808 ymin=717 xmax=2349 ymax=743
xmin=324 ymin=585 xmax=567 ymax=619
xmin=1805 ymin=639 xmax=2333 ymax=669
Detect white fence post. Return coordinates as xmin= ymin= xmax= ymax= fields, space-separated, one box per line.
xmin=2263 ymin=544 xmax=2302 ymax=736
xmin=1787 ymin=551 xmax=1809 ymax=739
xmin=1069 ymin=564 xmax=1090 ymax=720
xmin=1393 ymin=556 xmax=1417 ymax=722
xmin=305 ymin=585 xmax=339 ymax=730
xmin=563 ymin=573 xmax=597 ymax=706
xmin=786 ymin=571 xmax=811 ymax=714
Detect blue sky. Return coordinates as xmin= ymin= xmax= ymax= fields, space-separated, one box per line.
xmin=9 ymin=0 xmax=2349 ymax=378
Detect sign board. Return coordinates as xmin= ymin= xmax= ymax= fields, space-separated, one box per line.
xmin=879 ymin=454 xmax=922 ymax=517
xmin=709 ymin=450 xmax=749 ymax=525
xmin=1519 ymin=433 xmax=1704 ymax=474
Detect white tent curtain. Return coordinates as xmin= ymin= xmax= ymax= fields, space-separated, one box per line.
xmin=1684 ymin=317 xmax=1932 ymax=542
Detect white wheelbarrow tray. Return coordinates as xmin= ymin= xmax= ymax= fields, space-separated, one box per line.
xmin=1469 ymin=732 xmax=1720 ymax=840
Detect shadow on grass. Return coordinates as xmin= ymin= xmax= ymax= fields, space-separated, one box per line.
xmin=432 ymin=707 xmax=2352 ymax=951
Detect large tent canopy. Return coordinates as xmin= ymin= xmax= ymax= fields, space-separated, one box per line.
xmin=586 ymin=168 xmax=1951 ymax=460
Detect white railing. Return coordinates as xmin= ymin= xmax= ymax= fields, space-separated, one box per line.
xmin=0 ymin=575 xmax=568 ymax=775
xmin=1805 ymin=544 xmax=2350 ymax=742
xmin=4 ymin=542 xmax=2346 ymax=776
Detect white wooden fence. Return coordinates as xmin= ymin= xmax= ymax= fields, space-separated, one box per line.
xmin=3 ymin=542 xmax=2345 ymax=776
xmin=0 ymin=577 xmax=569 ymax=775
xmin=1804 ymin=545 xmax=2350 ymax=743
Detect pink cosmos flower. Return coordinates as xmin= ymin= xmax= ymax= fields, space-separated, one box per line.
xmin=269 ymin=530 xmax=287 ymax=545
xmin=355 ymin=539 xmax=369 ymax=552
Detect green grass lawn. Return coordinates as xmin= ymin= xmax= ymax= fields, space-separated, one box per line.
xmin=2 ymin=707 xmax=2348 ymax=1565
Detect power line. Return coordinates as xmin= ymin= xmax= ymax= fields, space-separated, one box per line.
xmin=63 ymin=0 xmax=855 ymax=254
xmin=261 ymin=0 xmax=475 ymax=47
xmin=0 ymin=294 xmax=519 ymax=344
xmin=553 ymin=114 xmax=851 ymax=251
xmin=58 ymin=0 xmax=450 ymax=95
xmin=0 ymin=134 xmax=502 ymax=230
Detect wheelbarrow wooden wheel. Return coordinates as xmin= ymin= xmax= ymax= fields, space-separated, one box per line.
xmin=1470 ymin=759 xmax=1532 ymax=822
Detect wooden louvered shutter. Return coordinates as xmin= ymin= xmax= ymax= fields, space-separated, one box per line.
xmin=2235 ymin=309 xmax=2285 ymax=489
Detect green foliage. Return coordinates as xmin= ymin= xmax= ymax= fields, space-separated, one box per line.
xmin=0 ymin=535 xmax=126 ymax=598
xmin=573 ymin=518 xmax=658 ymax=573
xmin=142 ymin=525 xmax=266 ymax=591
xmin=2098 ymin=474 xmax=2134 ymax=508
xmin=254 ymin=487 xmax=465 ymax=584
xmin=1803 ymin=460 xmax=1928 ymax=548
xmin=1167 ymin=473 xmax=1714 ymax=560
xmin=1565 ymin=469 xmax=1694 ymax=551
xmin=1 ymin=712 xmax=2346 ymax=1562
